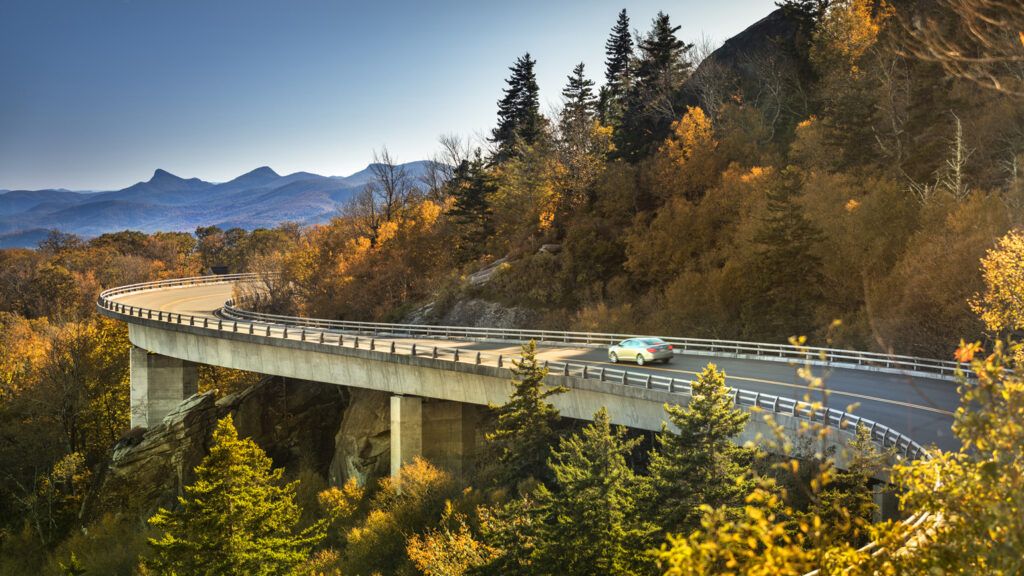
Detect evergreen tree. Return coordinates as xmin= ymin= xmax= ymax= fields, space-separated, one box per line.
xmin=645 ymin=363 xmax=758 ymax=534
xmin=532 ymin=408 xmax=656 ymax=576
xmin=742 ymin=167 xmax=824 ymax=340
xmin=616 ymin=12 xmax=694 ymax=160
xmin=446 ymin=150 xmax=495 ymax=261
xmin=556 ymin=62 xmax=609 ymax=223
xmin=559 ymin=63 xmax=597 ymax=136
xmin=810 ymin=423 xmax=889 ymax=547
xmin=481 ymin=340 xmax=566 ymax=487
xmin=146 ymin=415 xmax=322 ymax=576
xmin=598 ymin=9 xmax=634 ymax=125
xmin=491 ymin=53 xmax=543 ymax=163
xmin=776 ymin=0 xmax=831 ymax=38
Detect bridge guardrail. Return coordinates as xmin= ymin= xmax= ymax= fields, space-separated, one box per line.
xmin=98 ymin=273 xmax=941 ymax=572
xmin=220 ymin=301 xmax=969 ymax=383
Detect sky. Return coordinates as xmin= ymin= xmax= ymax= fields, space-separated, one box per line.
xmin=0 ymin=0 xmax=772 ymax=191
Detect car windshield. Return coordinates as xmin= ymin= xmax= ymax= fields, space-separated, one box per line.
xmin=639 ymin=338 xmax=664 ymax=345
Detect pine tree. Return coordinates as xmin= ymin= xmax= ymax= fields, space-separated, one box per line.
xmin=599 ymin=9 xmax=634 ymax=125
xmin=491 ymin=53 xmax=543 ymax=163
xmin=810 ymin=423 xmax=889 ymax=547
xmin=446 ymin=150 xmax=495 ymax=261
xmin=146 ymin=415 xmax=323 ymax=576
xmin=531 ymin=408 xmax=656 ymax=576
xmin=645 ymin=363 xmax=758 ymax=535
xmin=481 ymin=340 xmax=566 ymax=488
xmin=776 ymin=0 xmax=831 ymax=38
xmin=616 ymin=12 xmax=694 ymax=160
xmin=559 ymin=63 xmax=597 ymax=136
xmin=742 ymin=167 xmax=824 ymax=340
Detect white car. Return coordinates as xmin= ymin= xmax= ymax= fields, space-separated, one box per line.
xmin=608 ymin=338 xmax=674 ymax=366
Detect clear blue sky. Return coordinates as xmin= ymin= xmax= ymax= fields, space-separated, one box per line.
xmin=0 ymin=0 xmax=772 ymax=191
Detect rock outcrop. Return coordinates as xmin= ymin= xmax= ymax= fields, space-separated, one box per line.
xmin=96 ymin=377 xmax=350 ymax=520
xmin=438 ymin=298 xmax=538 ymax=329
xmin=328 ymin=388 xmax=391 ymax=486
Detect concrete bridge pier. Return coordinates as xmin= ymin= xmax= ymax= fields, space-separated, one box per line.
xmin=390 ymin=395 xmax=479 ymax=481
xmin=130 ymin=346 xmax=198 ymax=428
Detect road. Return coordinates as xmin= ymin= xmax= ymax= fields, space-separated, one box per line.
xmin=114 ymin=281 xmax=961 ymax=451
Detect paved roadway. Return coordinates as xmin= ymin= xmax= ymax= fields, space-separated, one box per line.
xmin=114 ymin=282 xmax=960 ymax=451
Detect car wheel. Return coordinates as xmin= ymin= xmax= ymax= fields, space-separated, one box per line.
xmin=609 ymin=352 xmax=618 ymax=363
xmin=663 ymin=357 xmax=673 ymax=364
xmin=636 ymin=354 xmax=645 ymax=366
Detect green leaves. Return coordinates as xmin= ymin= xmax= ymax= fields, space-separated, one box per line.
xmin=481 ymin=340 xmax=567 ymax=488
xmin=145 ymin=415 xmax=323 ymax=576
xmin=646 ymin=363 xmax=758 ymax=534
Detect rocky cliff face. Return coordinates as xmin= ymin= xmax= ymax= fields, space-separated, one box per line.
xmin=94 ymin=378 xmax=392 ymax=520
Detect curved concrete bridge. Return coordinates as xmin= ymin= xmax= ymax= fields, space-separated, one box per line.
xmin=98 ymin=274 xmax=961 ymax=478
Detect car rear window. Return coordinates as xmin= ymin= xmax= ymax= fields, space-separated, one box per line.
xmin=640 ymin=338 xmax=664 ymax=345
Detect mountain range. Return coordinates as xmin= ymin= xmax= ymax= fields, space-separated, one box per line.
xmin=0 ymin=161 xmax=432 ymax=248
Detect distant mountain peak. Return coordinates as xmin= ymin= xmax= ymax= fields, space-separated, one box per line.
xmin=246 ymin=166 xmax=280 ymax=178
xmin=150 ymin=168 xmax=182 ymax=182
xmin=222 ymin=166 xmax=284 ymax=188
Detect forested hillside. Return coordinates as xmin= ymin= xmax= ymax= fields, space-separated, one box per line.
xmin=244 ymin=1 xmax=1021 ymax=359
xmin=0 ymin=0 xmax=1022 ymax=574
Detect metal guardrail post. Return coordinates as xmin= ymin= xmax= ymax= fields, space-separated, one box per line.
xmin=233 ymin=321 xmax=237 ymax=332
xmin=476 ymin=352 xmax=481 ymax=365
xmin=390 ymin=341 xmax=396 ymax=354
xmin=454 ymin=349 xmax=459 ymax=362
xmin=354 ymin=336 xmax=360 ymax=349
xmin=564 ymin=364 xmax=570 ymax=376
xmin=300 ymin=329 xmax=305 ymax=341
xmin=497 ymin=354 xmax=502 ymax=368
xmin=669 ymin=378 xmax=676 ymax=392
xmin=410 ymin=343 xmax=415 ymax=356
xmin=645 ymin=374 xmax=652 ymax=389
xmin=370 ymin=338 xmax=375 ymax=351
xmin=621 ymin=372 xmax=627 ymax=385
xmin=283 ymin=326 xmax=287 ymax=338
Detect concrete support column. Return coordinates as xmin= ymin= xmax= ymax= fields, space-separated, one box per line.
xmin=130 ymin=346 xmax=198 ymax=429
xmin=390 ymin=396 xmax=480 ymax=481
xmin=872 ymin=485 xmax=900 ymax=522
xmin=390 ymin=395 xmax=423 ymax=479
xmin=423 ymin=400 xmax=478 ymax=480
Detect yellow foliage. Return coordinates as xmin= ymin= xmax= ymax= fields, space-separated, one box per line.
xmin=406 ymin=501 xmax=497 ymax=576
xmin=970 ymin=229 xmax=1024 ymax=333
xmin=318 ymin=478 xmax=365 ymax=526
xmin=741 ymin=165 xmax=772 ymax=183
xmin=662 ymin=106 xmax=717 ymax=167
xmin=0 ymin=313 xmax=50 ymax=400
xmin=812 ymin=0 xmax=893 ymax=76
